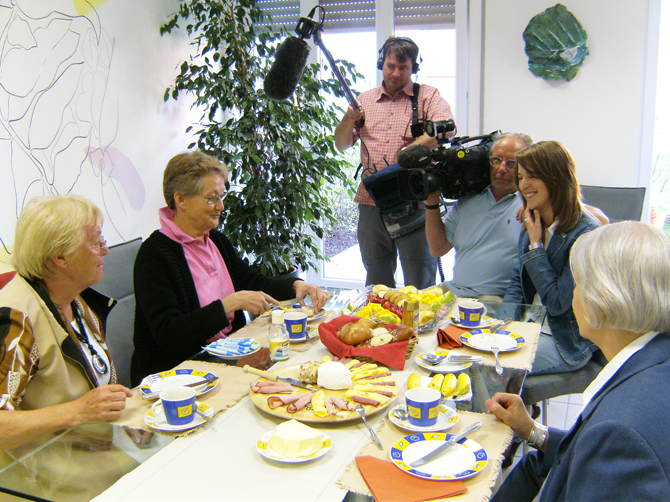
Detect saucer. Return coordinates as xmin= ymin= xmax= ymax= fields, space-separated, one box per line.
xmin=388 ymin=405 xmax=459 ymax=433
xmin=144 ymin=402 xmax=213 ymax=432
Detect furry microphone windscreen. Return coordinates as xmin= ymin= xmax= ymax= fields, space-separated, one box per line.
xmin=397 ymin=144 xmax=432 ymax=169
xmin=264 ymin=37 xmax=310 ymax=101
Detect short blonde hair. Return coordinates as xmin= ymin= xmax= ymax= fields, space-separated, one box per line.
xmin=163 ymin=151 xmax=228 ymax=210
xmin=14 ymin=195 xmax=103 ymax=281
xmin=570 ymin=221 xmax=670 ymax=333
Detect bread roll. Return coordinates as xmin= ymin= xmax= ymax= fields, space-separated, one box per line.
xmin=391 ymin=325 xmax=414 ymax=342
xmin=337 ymin=323 xmax=373 ymax=345
xmin=357 ymin=318 xmax=383 ymax=329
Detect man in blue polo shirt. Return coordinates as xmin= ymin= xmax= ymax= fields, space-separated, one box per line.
xmin=424 ymin=132 xmax=532 ymax=298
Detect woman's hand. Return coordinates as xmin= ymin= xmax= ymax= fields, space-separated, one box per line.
xmin=524 ymin=207 xmax=544 ymax=247
xmin=68 ymin=385 xmax=133 ymax=426
xmin=223 ymin=291 xmax=280 ymax=316
xmin=485 ymin=392 xmax=535 ymax=440
xmin=293 ymin=280 xmax=330 ymax=313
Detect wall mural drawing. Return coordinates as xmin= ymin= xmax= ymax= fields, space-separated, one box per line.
xmin=0 ymin=0 xmax=145 ymax=250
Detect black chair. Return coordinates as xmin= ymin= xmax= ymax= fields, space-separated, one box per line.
xmin=92 ymin=238 xmax=142 ymax=387
xmin=580 ymin=185 xmax=646 ymax=222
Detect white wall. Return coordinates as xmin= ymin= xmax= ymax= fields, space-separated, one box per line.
xmin=0 ymin=0 xmax=195 ymax=248
xmin=479 ymin=0 xmax=657 ymax=189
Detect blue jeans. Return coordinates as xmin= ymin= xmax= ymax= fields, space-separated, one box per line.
xmin=530 ymin=333 xmax=592 ymax=375
xmin=357 ymin=204 xmax=437 ymax=289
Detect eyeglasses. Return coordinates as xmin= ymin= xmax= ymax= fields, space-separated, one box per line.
xmin=490 ymin=156 xmax=517 ymax=169
xmin=88 ymin=238 xmax=108 ymax=254
xmin=200 ymin=193 xmax=227 ymax=206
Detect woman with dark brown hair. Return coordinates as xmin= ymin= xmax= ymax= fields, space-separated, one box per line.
xmin=503 ymin=141 xmax=600 ymax=374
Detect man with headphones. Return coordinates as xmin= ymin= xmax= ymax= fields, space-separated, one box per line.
xmin=334 ymin=37 xmax=454 ymax=289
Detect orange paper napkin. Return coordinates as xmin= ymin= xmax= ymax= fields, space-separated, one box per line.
xmin=437 ymin=325 xmax=468 ymax=349
xmin=318 ymin=315 xmax=410 ymax=370
xmin=355 ymin=456 xmax=467 ymax=502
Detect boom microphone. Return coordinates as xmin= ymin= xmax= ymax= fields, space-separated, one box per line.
xmin=397 ymin=145 xmax=432 ymax=169
xmin=263 ymin=36 xmax=310 ymax=101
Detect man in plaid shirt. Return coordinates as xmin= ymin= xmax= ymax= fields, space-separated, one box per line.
xmin=335 ymin=37 xmax=454 ymax=288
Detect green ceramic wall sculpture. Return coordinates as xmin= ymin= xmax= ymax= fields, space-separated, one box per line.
xmin=523 ymin=4 xmax=589 ymax=82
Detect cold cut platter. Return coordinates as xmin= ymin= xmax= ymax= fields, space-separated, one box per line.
xmin=246 ymin=359 xmax=398 ymax=423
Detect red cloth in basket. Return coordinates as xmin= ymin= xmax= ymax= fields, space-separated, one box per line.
xmin=318 ymin=315 xmax=409 ymax=370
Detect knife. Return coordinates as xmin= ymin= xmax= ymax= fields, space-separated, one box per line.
xmin=141 ymin=376 xmax=220 ymax=400
xmin=409 ymin=422 xmax=482 ymax=468
xmin=276 ymin=297 xmax=305 ymax=307
xmin=243 ymin=365 xmax=318 ymax=392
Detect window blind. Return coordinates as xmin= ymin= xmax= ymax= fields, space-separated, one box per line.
xmin=257 ymin=1 xmax=455 ymax=31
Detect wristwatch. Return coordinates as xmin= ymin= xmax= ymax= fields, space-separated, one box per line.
xmin=528 ymin=242 xmax=544 ymax=251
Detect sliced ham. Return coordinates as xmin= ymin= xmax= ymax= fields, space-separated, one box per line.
xmin=369 ymin=381 xmax=396 ymax=386
xmin=325 ymin=397 xmax=339 ymax=416
xmin=250 ymin=381 xmax=293 ymax=394
xmin=267 ymin=394 xmax=301 ymax=409
xmin=369 ymin=390 xmax=393 ymax=398
xmin=287 ymin=393 xmax=313 ymax=413
xmin=329 ymin=396 xmax=354 ymax=411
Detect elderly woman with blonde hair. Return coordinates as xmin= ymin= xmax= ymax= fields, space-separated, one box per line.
xmin=131 ymin=151 xmax=329 ymax=385
xmin=489 ymin=221 xmax=670 ymax=501
xmin=0 ymin=195 xmax=132 ymax=450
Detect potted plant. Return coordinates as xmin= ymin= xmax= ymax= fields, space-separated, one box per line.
xmin=160 ymin=0 xmax=362 ymax=276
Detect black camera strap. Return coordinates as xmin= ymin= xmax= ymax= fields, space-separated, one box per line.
xmin=410 ymin=83 xmax=423 ymax=138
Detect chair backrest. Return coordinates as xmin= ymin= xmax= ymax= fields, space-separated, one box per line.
xmin=580 ymin=185 xmax=646 ymax=222
xmin=93 ymin=238 xmax=142 ymax=387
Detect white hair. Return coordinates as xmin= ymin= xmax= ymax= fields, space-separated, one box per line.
xmin=570 ymin=221 xmax=670 ymax=333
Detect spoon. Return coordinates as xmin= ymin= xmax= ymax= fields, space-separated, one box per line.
xmin=392 ymin=405 xmax=409 ymax=421
xmin=420 ymin=353 xmax=448 ymax=365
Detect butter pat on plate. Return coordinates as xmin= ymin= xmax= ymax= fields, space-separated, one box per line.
xmin=268 ymin=419 xmax=323 ymax=458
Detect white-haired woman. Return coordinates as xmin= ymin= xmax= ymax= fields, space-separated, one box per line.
xmin=0 ymin=196 xmax=132 ymax=450
xmin=131 ymin=151 xmax=329 ymax=385
xmin=488 ymin=221 xmax=670 ymax=501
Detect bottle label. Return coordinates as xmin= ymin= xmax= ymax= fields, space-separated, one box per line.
xmin=270 ymin=337 xmax=290 ymax=361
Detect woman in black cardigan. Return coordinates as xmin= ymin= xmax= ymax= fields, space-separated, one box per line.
xmin=131 ymin=151 xmax=328 ymax=385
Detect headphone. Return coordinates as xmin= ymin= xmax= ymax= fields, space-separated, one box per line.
xmin=377 ymin=37 xmax=421 ymax=73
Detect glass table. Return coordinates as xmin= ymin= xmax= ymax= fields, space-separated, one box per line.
xmin=0 ymin=292 xmax=546 ymax=502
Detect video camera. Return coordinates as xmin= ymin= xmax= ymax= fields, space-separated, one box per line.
xmin=362 ymin=122 xmax=500 ymax=213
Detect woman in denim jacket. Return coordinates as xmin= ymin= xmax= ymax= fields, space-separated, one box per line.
xmin=503 ymin=141 xmax=600 ymax=374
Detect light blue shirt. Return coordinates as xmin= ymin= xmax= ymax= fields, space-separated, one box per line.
xmin=442 ymin=187 xmax=522 ymax=297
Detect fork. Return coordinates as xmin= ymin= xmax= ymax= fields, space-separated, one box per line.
xmin=492 ymin=346 xmax=503 ymax=376
xmin=355 ymin=406 xmax=383 ymax=450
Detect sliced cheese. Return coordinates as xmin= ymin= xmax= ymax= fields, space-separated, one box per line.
xmin=312 ymin=390 xmax=328 ymax=417
xmin=352 ymin=367 xmax=389 ymax=380
xmin=269 ymin=419 xmax=322 ymax=458
xmin=345 ymin=390 xmax=392 ymax=405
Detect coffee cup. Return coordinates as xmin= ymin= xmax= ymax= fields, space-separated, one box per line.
xmin=458 ymin=301 xmax=487 ymax=327
xmin=284 ymin=311 xmax=308 ymax=340
xmin=151 ymin=386 xmax=196 ymax=426
xmin=405 ymin=387 xmax=442 ymax=427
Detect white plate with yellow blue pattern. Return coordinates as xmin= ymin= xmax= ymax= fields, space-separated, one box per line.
xmin=460 ymin=330 xmax=525 ymax=352
xmin=390 ymin=432 xmax=488 ymax=480
xmin=256 ymin=429 xmax=332 ymax=463
xmin=140 ymin=368 xmax=218 ymax=399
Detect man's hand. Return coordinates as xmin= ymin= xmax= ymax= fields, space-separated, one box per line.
xmin=485 ymin=392 xmax=535 ymax=440
xmin=69 ymin=385 xmax=134 ymax=426
xmin=293 ymin=280 xmax=330 ymax=313
xmin=334 ymin=102 xmax=364 ymax=151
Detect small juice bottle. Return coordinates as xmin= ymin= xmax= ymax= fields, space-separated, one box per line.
xmin=268 ymin=309 xmax=290 ymax=361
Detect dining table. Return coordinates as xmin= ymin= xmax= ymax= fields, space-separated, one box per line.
xmin=0 ymin=288 xmax=546 ymax=502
